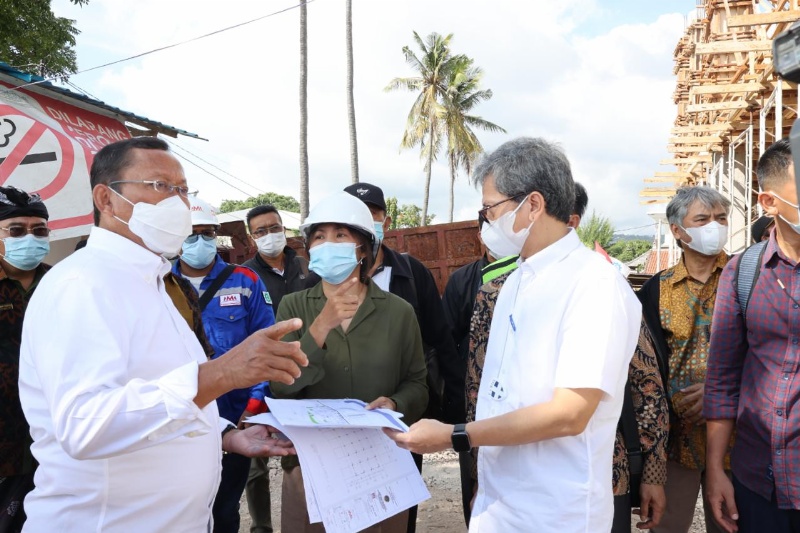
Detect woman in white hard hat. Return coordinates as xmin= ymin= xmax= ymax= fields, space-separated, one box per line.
xmin=270 ymin=191 xmax=428 ymax=532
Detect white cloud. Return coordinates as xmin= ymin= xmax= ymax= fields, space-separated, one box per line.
xmin=51 ymin=0 xmax=684 ymax=233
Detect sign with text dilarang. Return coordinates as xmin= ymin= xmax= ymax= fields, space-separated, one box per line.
xmin=0 ymin=81 xmax=131 ymax=239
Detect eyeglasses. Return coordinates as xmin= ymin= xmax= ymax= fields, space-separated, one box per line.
xmin=109 ymin=180 xmax=190 ymax=197
xmin=251 ymin=225 xmax=284 ymax=238
xmin=0 ymin=225 xmax=51 ymax=238
xmin=478 ymin=194 xmax=525 ymax=226
xmin=185 ymin=230 xmax=217 ymax=243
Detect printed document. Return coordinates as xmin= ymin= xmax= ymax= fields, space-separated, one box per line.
xmin=247 ymin=400 xmax=430 ymax=533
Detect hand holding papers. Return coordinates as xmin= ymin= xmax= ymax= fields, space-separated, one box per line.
xmin=248 ymin=397 xmax=409 ymax=431
xmin=247 ymin=399 xmax=430 ymax=533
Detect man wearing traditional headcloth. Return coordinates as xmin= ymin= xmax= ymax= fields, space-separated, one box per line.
xmin=0 ymin=186 xmax=51 ymax=533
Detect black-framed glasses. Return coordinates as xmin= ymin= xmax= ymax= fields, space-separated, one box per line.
xmin=478 ymin=194 xmax=525 ymax=226
xmin=251 ymin=225 xmax=284 ymax=238
xmin=0 ymin=225 xmax=50 ymax=238
xmin=109 ymin=180 xmax=190 ymax=197
xmin=185 ymin=230 xmax=217 ymax=243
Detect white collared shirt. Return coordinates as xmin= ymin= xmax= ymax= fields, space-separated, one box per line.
xmin=470 ymin=230 xmax=641 ymax=533
xmin=19 ymin=227 xmax=223 ymax=533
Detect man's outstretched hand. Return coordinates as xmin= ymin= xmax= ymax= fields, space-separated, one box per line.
xmin=222 ymin=424 xmax=295 ymax=458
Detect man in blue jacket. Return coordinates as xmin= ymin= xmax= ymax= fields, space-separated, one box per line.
xmin=172 ymin=195 xmax=275 ymax=533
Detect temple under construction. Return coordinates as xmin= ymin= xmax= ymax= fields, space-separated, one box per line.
xmin=642 ymin=0 xmax=800 ymax=258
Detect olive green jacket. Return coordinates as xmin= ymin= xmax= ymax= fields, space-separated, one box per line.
xmin=271 ymin=280 xmax=428 ymax=426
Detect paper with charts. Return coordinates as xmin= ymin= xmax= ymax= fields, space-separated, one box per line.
xmin=247 ymin=399 xmax=430 ymax=533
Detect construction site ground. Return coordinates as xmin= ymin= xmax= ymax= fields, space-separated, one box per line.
xmin=238 ymin=451 xmax=709 ymax=532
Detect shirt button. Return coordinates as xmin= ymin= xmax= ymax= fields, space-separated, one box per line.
xmin=229 ymin=315 xmax=235 ymax=320
xmin=344 ymin=366 xmax=350 ymax=372
xmin=778 ymin=449 xmax=783 ymax=456
xmin=777 ymin=409 xmax=783 ymax=416
xmin=785 ymin=374 xmax=791 ymax=380
xmin=795 ymin=304 xmax=799 ymax=309
xmin=793 ymin=338 xmax=799 ymax=345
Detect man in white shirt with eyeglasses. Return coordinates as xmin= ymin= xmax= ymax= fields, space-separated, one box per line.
xmin=386 ymin=137 xmax=641 ymax=532
xmin=18 ymin=137 xmax=307 ymax=532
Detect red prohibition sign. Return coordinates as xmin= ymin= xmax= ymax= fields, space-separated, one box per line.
xmin=0 ymin=103 xmax=75 ymax=201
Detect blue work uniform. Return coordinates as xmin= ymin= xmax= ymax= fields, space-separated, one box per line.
xmin=172 ymin=255 xmax=275 ymax=423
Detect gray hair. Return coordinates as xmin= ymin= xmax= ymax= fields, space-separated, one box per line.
xmin=666 ymin=186 xmax=731 ymax=227
xmin=470 ymin=137 xmax=575 ymax=223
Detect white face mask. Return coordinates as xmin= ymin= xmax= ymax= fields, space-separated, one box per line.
xmin=256 ymin=232 xmax=287 ymax=258
xmin=112 ymin=190 xmax=192 ymax=257
xmin=480 ymin=195 xmax=532 ymax=258
xmin=680 ymin=220 xmax=728 ymax=256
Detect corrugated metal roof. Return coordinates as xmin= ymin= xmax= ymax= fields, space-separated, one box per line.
xmin=0 ymin=62 xmax=204 ymax=140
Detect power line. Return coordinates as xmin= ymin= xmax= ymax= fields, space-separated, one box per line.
xmin=168 ymin=139 xmax=267 ymax=195
xmin=65 ymin=80 xmax=101 ymax=101
xmin=170 ymin=148 xmax=257 ymax=198
xmin=1 ymin=0 xmax=314 ymax=94
xmin=614 ymin=222 xmax=658 ymax=234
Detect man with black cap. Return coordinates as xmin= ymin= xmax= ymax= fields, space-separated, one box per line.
xmin=343 ymin=182 xmax=463 ymax=533
xmin=0 ymin=185 xmax=51 ymax=532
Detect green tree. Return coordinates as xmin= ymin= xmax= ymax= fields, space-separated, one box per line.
xmin=607 ymin=239 xmax=652 ymax=263
xmin=385 ymin=32 xmax=465 ymax=226
xmin=218 ymin=192 xmax=301 ymax=213
xmin=443 ymin=59 xmax=505 ymax=221
xmin=576 ymin=211 xmax=615 ymax=250
xmin=0 ymin=0 xmax=89 ymax=80
xmin=385 ymin=196 xmax=434 ymax=229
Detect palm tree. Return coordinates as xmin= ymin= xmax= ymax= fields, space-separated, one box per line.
xmin=443 ymin=60 xmax=505 ymax=221
xmin=345 ymin=0 xmax=359 ymax=183
xmin=299 ymin=0 xmax=309 ymax=220
xmin=385 ymin=32 xmax=464 ymax=226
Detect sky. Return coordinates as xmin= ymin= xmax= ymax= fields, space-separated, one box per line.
xmin=50 ymin=0 xmax=698 ymax=235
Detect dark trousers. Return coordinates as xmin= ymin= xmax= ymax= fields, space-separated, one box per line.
xmin=734 ymin=475 xmax=800 ymax=533
xmin=458 ymin=451 xmax=474 ymax=526
xmin=245 ymin=457 xmax=273 ymax=533
xmin=406 ymin=452 xmax=423 ymax=533
xmin=610 ymin=493 xmax=631 ymax=533
xmin=213 ymin=452 xmax=252 ymax=533
xmin=0 ymin=472 xmax=34 ymax=533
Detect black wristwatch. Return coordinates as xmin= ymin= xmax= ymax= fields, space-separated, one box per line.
xmin=221 ymin=424 xmax=236 ymax=454
xmin=451 ymin=423 xmax=472 ymax=452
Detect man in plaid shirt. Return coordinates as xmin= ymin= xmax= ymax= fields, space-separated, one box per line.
xmin=706 ymin=138 xmax=800 ymax=532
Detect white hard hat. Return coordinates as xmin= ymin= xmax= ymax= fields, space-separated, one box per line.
xmin=300 ymin=191 xmax=377 ymax=249
xmin=189 ymin=196 xmax=219 ymax=227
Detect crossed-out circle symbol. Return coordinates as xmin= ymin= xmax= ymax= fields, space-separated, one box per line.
xmin=0 ymin=104 xmax=75 ymax=201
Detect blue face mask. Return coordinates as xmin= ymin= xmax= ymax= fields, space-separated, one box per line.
xmin=373 ymin=221 xmax=385 ymax=244
xmin=1 ymin=234 xmax=50 ymax=271
xmin=181 ymin=236 xmax=217 ymax=269
xmin=309 ymin=242 xmax=361 ymax=285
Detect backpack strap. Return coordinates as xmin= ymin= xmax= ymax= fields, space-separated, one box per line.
xmin=198 ymin=264 xmax=236 ymax=312
xmin=734 ymin=240 xmax=768 ymax=318
xmin=619 ymin=379 xmax=642 ymax=477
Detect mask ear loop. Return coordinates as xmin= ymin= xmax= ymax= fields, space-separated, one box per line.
xmin=107 ymin=186 xmax=135 ymax=227
xmin=514 ymin=193 xmax=534 ymax=234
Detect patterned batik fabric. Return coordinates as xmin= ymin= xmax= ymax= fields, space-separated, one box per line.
xmin=659 ymin=253 xmax=732 ymax=470
xmin=0 ymin=264 xmax=48 ymax=478
xmin=465 ymin=272 xmax=512 ymax=483
xmin=612 ymin=321 xmax=669 ymax=496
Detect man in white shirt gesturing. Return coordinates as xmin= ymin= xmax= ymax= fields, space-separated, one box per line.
xmin=18 ymin=137 xmax=307 ymax=533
